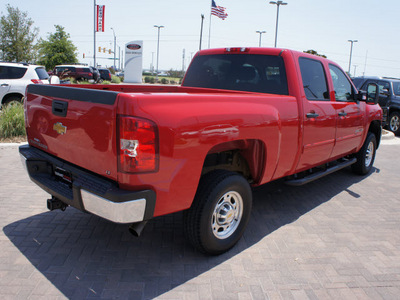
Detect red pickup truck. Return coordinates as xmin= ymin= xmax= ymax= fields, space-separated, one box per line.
xmin=20 ymin=48 xmax=382 ymax=255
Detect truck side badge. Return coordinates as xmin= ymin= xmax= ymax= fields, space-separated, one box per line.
xmin=53 ymin=122 xmax=67 ymax=135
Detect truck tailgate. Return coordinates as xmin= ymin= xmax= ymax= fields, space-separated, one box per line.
xmin=25 ymin=84 xmax=120 ymax=181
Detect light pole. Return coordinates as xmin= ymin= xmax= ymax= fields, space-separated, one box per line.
xmin=269 ymin=1 xmax=287 ymax=48
xmin=348 ymin=39 xmax=358 ymax=75
xmin=256 ymin=31 xmax=266 ymax=47
xmin=154 ymin=25 xmax=164 ymax=81
xmin=111 ymin=27 xmax=116 ymax=71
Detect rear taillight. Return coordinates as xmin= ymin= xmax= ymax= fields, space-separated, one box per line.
xmin=118 ymin=115 xmax=159 ymax=173
xmin=31 ymin=79 xmax=43 ymax=84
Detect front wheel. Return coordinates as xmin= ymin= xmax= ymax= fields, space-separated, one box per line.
xmin=183 ymin=170 xmax=252 ymax=255
xmin=352 ymin=132 xmax=377 ymax=175
xmin=388 ymin=111 xmax=400 ymax=135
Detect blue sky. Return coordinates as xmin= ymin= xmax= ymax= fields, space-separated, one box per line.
xmin=1 ymin=0 xmax=399 ymax=77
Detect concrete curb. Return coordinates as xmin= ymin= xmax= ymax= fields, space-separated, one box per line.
xmin=381 ymin=129 xmax=395 ymax=140
xmin=0 ymin=142 xmax=27 ymax=148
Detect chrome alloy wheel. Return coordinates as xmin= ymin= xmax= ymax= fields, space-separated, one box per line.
xmin=365 ymin=140 xmax=375 ymax=168
xmin=390 ymin=115 xmax=400 ymax=132
xmin=211 ymin=191 xmax=243 ymax=239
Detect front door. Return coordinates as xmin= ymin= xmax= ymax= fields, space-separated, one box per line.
xmin=329 ymin=64 xmax=364 ymax=158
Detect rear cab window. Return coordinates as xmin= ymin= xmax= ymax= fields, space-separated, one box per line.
xmin=182 ymin=54 xmax=289 ymax=95
xmin=299 ymin=57 xmax=330 ymax=101
xmin=0 ymin=66 xmax=28 ymax=79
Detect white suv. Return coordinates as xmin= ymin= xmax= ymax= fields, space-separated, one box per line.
xmin=0 ymin=62 xmax=50 ymax=106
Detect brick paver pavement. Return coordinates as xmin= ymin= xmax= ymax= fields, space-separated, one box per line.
xmin=0 ymin=139 xmax=399 ymax=299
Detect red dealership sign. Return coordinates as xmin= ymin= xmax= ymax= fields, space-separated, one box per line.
xmin=96 ymin=5 xmax=105 ymax=32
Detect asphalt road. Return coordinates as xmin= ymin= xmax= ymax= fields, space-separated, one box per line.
xmin=0 ymin=138 xmax=399 ymax=299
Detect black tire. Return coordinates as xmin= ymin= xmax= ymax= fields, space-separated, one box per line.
xmin=183 ymin=170 xmax=252 ymax=255
xmin=3 ymin=95 xmax=23 ymax=106
xmin=388 ymin=111 xmax=400 ymax=135
xmin=352 ymin=132 xmax=377 ymax=175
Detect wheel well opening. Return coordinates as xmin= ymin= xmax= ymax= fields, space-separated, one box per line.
xmin=201 ymin=140 xmax=266 ymax=183
xmin=2 ymin=93 xmax=24 ymax=105
xmin=368 ymin=120 xmax=382 ymax=148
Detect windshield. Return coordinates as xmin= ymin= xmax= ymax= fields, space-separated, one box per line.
xmin=183 ymin=54 xmax=288 ymax=95
xmin=393 ymin=82 xmax=400 ymax=96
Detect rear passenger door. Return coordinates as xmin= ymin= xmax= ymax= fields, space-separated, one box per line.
xmin=296 ymin=57 xmax=336 ymax=171
xmin=329 ymin=64 xmax=364 ymax=158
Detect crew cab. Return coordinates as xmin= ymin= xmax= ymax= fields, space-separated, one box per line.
xmin=19 ymin=48 xmax=382 ymax=255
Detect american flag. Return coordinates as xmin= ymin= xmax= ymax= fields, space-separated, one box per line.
xmin=211 ymin=0 xmax=228 ymax=20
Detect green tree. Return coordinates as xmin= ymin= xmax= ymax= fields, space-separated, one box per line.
xmin=0 ymin=5 xmax=39 ymax=62
xmin=303 ymin=49 xmax=327 ymax=58
xmin=37 ymin=25 xmax=78 ymax=70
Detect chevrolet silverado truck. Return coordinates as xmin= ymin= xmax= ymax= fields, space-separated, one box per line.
xmin=20 ymin=48 xmax=382 ymax=255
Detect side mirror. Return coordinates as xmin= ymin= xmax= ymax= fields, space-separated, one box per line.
xmin=49 ymin=75 xmax=60 ymax=85
xmin=357 ymin=83 xmax=379 ymax=104
xmin=365 ymin=83 xmax=379 ymax=104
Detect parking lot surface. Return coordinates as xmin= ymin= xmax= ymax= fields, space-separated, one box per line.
xmin=0 ymin=139 xmax=399 ymax=299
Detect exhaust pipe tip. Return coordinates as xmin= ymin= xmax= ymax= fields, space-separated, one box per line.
xmin=47 ymin=197 xmax=68 ymax=211
xmin=128 ymin=221 xmax=148 ymax=237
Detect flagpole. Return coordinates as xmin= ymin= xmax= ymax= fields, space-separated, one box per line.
xmin=208 ymin=1 xmax=212 ymax=48
xmin=93 ymin=0 xmax=96 ymax=67
xmin=199 ymin=14 xmax=204 ymax=50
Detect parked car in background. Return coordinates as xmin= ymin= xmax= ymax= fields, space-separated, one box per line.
xmin=52 ymin=65 xmax=94 ymax=81
xmin=353 ymin=76 xmax=400 ymax=135
xmin=98 ymin=68 xmax=112 ymax=81
xmin=0 ymin=62 xmax=49 ymax=106
xmin=91 ymin=67 xmax=100 ymax=83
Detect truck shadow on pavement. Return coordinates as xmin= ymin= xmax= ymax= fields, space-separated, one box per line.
xmin=3 ymin=167 xmax=378 ymax=299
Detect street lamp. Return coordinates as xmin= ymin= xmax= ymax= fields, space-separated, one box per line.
xmin=111 ymin=27 xmax=116 ymax=71
xmin=348 ymin=39 xmax=358 ymax=75
xmin=256 ymin=31 xmax=266 ymax=47
xmin=154 ymin=25 xmax=164 ymax=81
xmin=269 ymin=1 xmax=288 ymax=48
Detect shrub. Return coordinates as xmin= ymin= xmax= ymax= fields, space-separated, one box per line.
xmin=144 ymin=76 xmax=155 ymax=84
xmin=0 ymin=102 xmax=26 ymax=138
xmin=161 ymin=78 xmax=169 ymax=84
xmin=111 ymin=75 xmax=121 ymax=84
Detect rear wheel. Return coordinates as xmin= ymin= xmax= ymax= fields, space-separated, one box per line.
xmin=3 ymin=95 xmax=23 ymax=106
xmin=388 ymin=111 xmax=400 ymax=135
xmin=352 ymin=132 xmax=377 ymax=175
xmin=183 ymin=170 xmax=252 ymax=255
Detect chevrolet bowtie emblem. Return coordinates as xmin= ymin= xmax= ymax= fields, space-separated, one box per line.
xmin=53 ymin=122 xmax=67 ymax=135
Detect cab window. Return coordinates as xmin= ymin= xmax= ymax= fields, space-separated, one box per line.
xmin=299 ymin=58 xmax=329 ymax=101
xmin=329 ymin=64 xmax=354 ymax=101
xmin=182 ymin=54 xmax=289 ymax=95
